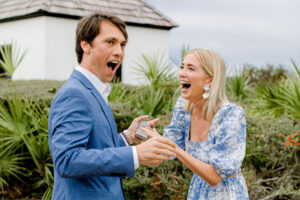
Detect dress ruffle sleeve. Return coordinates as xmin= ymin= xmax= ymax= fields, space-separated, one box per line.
xmin=208 ymin=104 xmax=246 ymax=179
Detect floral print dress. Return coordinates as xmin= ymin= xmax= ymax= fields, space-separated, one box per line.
xmin=164 ymin=97 xmax=249 ymax=200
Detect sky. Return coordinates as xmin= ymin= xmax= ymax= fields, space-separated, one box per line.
xmin=145 ymin=0 xmax=300 ymax=71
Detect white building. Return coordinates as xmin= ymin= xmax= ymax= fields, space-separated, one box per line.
xmin=0 ymin=0 xmax=177 ymax=85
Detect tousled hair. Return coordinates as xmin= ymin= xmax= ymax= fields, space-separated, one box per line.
xmin=185 ymin=48 xmax=228 ymax=121
xmin=75 ymin=13 xmax=128 ymax=63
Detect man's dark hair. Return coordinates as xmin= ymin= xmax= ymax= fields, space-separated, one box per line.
xmin=75 ymin=13 xmax=128 ymax=63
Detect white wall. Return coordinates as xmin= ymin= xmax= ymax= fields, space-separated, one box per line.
xmin=0 ymin=16 xmax=171 ymax=84
xmin=45 ymin=17 xmax=77 ymax=80
xmin=123 ymin=26 xmax=170 ymax=85
xmin=0 ymin=16 xmax=77 ymax=80
xmin=0 ymin=17 xmax=46 ymax=80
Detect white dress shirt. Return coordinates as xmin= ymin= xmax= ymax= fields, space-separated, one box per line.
xmin=75 ymin=65 xmax=139 ymax=169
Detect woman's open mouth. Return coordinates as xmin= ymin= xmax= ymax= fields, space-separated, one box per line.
xmin=182 ymin=83 xmax=191 ymax=89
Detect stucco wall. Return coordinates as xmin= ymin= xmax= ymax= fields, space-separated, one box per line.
xmin=0 ymin=17 xmax=46 ymax=79
xmin=0 ymin=16 xmax=170 ymax=84
xmin=123 ymin=26 xmax=170 ymax=85
xmin=44 ymin=17 xmax=77 ymax=80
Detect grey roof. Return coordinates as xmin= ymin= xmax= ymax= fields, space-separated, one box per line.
xmin=0 ymin=0 xmax=177 ymax=29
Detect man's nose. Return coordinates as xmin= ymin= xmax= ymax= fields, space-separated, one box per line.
xmin=113 ymin=44 xmax=124 ymax=56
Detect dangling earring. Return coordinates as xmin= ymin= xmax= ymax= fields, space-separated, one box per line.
xmin=203 ymin=84 xmax=211 ymax=99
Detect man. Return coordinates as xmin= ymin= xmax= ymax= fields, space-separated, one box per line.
xmin=48 ymin=13 xmax=176 ymax=200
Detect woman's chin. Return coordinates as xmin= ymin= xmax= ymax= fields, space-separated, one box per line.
xmin=181 ymin=93 xmax=191 ymax=101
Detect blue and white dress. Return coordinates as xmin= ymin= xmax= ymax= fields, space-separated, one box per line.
xmin=164 ymin=97 xmax=249 ymax=200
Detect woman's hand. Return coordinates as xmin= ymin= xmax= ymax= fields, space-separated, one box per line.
xmin=142 ymin=127 xmax=162 ymax=138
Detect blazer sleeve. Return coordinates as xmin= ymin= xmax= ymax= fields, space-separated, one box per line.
xmin=49 ymin=87 xmax=135 ymax=178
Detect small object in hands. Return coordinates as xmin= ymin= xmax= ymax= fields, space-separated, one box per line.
xmin=135 ymin=121 xmax=151 ymax=140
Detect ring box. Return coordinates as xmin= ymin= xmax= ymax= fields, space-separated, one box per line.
xmin=135 ymin=121 xmax=151 ymax=140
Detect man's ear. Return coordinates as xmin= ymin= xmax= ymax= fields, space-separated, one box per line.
xmin=80 ymin=40 xmax=91 ymax=54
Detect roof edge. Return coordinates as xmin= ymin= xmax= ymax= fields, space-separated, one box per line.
xmin=0 ymin=10 xmax=177 ymax=30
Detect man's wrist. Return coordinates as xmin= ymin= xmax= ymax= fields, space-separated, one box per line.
xmin=122 ymin=130 xmax=132 ymax=145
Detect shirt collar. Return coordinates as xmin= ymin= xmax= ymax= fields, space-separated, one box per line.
xmin=75 ymin=65 xmax=111 ymax=104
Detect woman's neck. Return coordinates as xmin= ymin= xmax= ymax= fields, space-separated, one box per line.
xmin=192 ymin=99 xmax=207 ymax=117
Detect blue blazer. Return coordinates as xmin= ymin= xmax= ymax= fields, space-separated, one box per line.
xmin=48 ymin=70 xmax=135 ymax=200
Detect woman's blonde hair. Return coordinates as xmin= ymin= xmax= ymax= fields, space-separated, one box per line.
xmin=185 ymin=48 xmax=229 ymax=121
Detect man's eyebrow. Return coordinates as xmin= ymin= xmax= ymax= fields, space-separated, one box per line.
xmin=106 ymin=37 xmax=127 ymax=43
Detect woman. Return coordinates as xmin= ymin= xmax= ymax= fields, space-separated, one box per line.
xmin=144 ymin=48 xmax=249 ymax=199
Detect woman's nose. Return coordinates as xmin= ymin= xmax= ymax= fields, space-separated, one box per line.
xmin=179 ymin=68 xmax=187 ymax=77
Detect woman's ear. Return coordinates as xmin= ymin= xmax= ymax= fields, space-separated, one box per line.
xmin=80 ymin=40 xmax=91 ymax=54
xmin=207 ymin=76 xmax=213 ymax=87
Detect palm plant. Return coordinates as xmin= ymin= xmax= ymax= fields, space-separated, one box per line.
xmin=108 ymin=82 xmax=132 ymax=102
xmin=291 ymin=58 xmax=300 ymax=77
xmin=226 ymin=67 xmax=250 ymax=101
xmin=0 ymin=97 xmax=53 ymax=199
xmin=24 ymin=100 xmax=53 ymax=198
xmin=255 ymin=78 xmax=300 ymax=119
xmin=133 ymin=52 xmax=176 ymax=90
xmin=0 ymin=97 xmax=32 ymax=153
xmin=0 ymin=41 xmax=27 ymax=77
xmin=0 ymin=147 xmax=26 ymax=190
xmin=136 ymin=87 xmax=167 ymax=117
xmin=170 ymin=44 xmax=191 ymax=68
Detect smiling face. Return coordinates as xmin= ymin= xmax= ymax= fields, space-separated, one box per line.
xmin=179 ymin=53 xmax=213 ymax=103
xmin=80 ymin=20 xmax=127 ymax=83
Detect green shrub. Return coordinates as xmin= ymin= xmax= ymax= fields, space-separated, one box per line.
xmin=244 ymin=116 xmax=300 ymax=200
xmin=0 ymin=41 xmax=27 ymax=78
xmin=124 ymin=159 xmax=192 ymax=200
xmin=254 ymin=78 xmax=300 ymax=119
xmin=0 ymin=73 xmax=299 ymax=200
xmin=132 ymin=52 xmax=177 ymax=91
xmin=0 ymin=97 xmax=53 ymax=199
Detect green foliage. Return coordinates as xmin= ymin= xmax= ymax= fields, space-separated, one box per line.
xmin=170 ymin=44 xmax=191 ymax=67
xmin=133 ymin=52 xmax=176 ymax=90
xmin=0 ymin=41 xmax=27 ymax=77
xmin=0 ymin=79 xmax=64 ymax=101
xmin=243 ymin=64 xmax=289 ymax=86
xmin=136 ymin=87 xmax=167 ymax=117
xmin=291 ymin=58 xmax=300 ymax=77
xmin=255 ymin=78 xmax=300 ymax=119
xmin=0 ymin=147 xmax=26 ymax=190
xmin=124 ymin=159 xmax=192 ymax=200
xmin=0 ymin=97 xmax=53 ymax=199
xmin=0 ymin=60 xmax=299 ymax=199
xmin=108 ymin=82 xmax=132 ymax=102
xmin=227 ymin=75 xmax=249 ymax=101
xmin=244 ymin=116 xmax=300 ymax=200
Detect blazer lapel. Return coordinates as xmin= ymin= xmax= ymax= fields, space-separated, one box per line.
xmin=70 ymin=70 xmax=118 ymax=146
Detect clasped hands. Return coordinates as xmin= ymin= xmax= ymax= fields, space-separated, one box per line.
xmin=126 ymin=115 xmax=178 ymax=167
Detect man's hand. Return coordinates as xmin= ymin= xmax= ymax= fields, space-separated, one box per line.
xmin=135 ymin=137 xmax=177 ymax=167
xmin=127 ymin=115 xmax=159 ymax=143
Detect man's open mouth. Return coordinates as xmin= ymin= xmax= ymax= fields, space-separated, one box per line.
xmin=107 ymin=61 xmax=119 ymax=71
